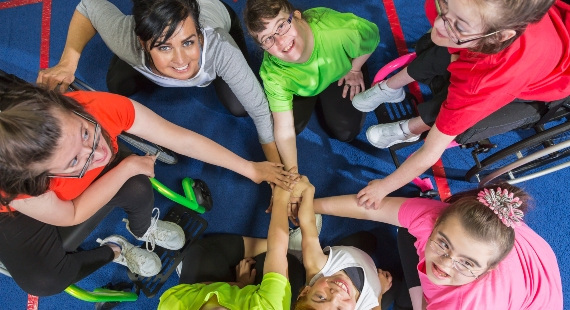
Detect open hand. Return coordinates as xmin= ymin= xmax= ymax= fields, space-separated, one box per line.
xmin=338 ymin=70 xmax=365 ymax=100
xmin=235 ymin=257 xmax=256 ymax=287
xmin=356 ymin=179 xmax=389 ymax=210
xmin=252 ymin=161 xmax=298 ymax=190
xmin=119 ymin=154 xmax=157 ymax=178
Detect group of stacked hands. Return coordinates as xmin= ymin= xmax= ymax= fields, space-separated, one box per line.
xmin=1 ymin=0 xmax=567 ymax=309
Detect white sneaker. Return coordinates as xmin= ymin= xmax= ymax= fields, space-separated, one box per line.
xmin=288 ymin=214 xmax=323 ymax=251
xmin=97 ymin=235 xmax=162 ymax=277
xmin=352 ymin=80 xmax=406 ymax=112
xmin=176 ymin=262 xmax=183 ymax=277
xmin=366 ymin=120 xmax=421 ymax=149
xmin=124 ymin=208 xmax=185 ymax=252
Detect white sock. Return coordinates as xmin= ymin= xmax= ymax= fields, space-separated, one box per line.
xmin=380 ymin=80 xmax=399 ymax=93
xmin=400 ymin=119 xmax=412 ymax=135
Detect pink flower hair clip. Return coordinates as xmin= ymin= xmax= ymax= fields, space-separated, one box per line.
xmin=477 ymin=187 xmax=524 ymax=228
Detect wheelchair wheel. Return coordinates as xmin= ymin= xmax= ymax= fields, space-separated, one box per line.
xmin=479 ymin=139 xmax=570 ymax=185
xmin=119 ymin=133 xmax=178 ymax=165
xmin=465 ymin=120 xmax=570 ymax=183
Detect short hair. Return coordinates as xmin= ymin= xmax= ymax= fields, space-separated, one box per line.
xmin=243 ymin=0 xmax=296 ymax=39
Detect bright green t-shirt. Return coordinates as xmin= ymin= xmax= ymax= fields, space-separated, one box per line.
xmin=260 ymin=7 xmax=380 ymax=112
xmin=158 ymin=272 xmax=291 ymax=310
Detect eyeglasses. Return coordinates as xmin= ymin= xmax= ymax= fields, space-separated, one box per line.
xmin=429 ymin=239 xmax=479 ymax=278
xmin=48 ymin=112 xmax=101 ymax=179
xmin=435 ymin=0 xmax=500 ymax=45
xmin=260 ymin=12 xmax=293 ymax=50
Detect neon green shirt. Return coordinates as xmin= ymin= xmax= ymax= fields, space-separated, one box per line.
xmin=260 ymin=7 xmax=380 ymax=112
xmin=158 ymin=272 xmax=291 ymax=310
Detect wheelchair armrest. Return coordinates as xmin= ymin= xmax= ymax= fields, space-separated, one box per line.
xmin=372 ymin=52 xmax=417 ymax=86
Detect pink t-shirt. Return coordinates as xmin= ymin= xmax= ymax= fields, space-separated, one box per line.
xmin=398 ymin=198 xmax=563 ymax=310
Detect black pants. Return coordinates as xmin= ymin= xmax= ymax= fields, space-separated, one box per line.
xmin=406 ymin=32 xmax=552 ymax=144
xmin=397 ymin=228 xmax=422 ymax=291
xmin=178 ymin=234 xmax=307 ymax=303
xmin=106 ymin=1 xmax=249 ymax=117
xmin=292 ymin=64 xmax=373 ymax=142
xmin=0 ymin=144 xmax=154 ymax=296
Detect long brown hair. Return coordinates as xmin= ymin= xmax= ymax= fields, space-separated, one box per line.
xmin=469 ymin=0 xmax=556 ymax=54
xmin=0 ymin=82 xmax=99 ymax=209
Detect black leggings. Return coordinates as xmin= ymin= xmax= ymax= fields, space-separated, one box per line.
xmin=406 ymin=32 xmax=553 ymax=144
xmin=0 ymin=144 xmax=154 ymax=296
xmin=292 ymin=64 xmax=373 ymax=142
xmin=397 ymin=228 xmax=421 ymax=290
xmin=106 ymin=1 xmax=250 ymax=117
xmin=178 ymin=234 xmax=307 ymax=302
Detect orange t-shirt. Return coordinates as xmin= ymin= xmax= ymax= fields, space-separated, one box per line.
xmin=1 ymin=91 xmax=135 ymax=211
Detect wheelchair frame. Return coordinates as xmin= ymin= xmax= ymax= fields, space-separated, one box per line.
xmin=372 ymin=52 xmax=570 ymax=188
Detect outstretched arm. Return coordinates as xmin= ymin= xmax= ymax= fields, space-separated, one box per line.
xmin=10 ymin=154 xmax=157 ymax=226
xmin=294 ymin=177 xmax=328 ymax=281
xmin=313 ymin=195 xmax=406 ymax=227
xmin=263 ymin=186 xmax=292 ymax=277
xmin=37 ymin=10 xmax=96 ymax=91
xmin=357 ymin=126 xmax=456 ymax=209
xmin=127 ymin=99 xmax=294 ymax=187
xmin=272 ymin=110 xmax=298 ymax=171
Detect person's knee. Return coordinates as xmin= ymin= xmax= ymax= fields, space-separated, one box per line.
xmin=123 ymin=175 xmax=153 ymax=205
xmin=18 ymin=272 xmax=74 ymax=296
xmin=328 ymin=120 xmax=364 ymax=142
xmin=225 ymin=103 xmax=248 ymax=117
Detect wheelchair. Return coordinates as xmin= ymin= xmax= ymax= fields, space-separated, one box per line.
xmin=0 ymin=70 xmax=213 ymax=304
xmin=371 ymin=53 xmax=570 ymax=189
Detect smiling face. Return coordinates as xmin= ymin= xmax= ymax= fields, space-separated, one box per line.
xmin=256 ymin=10 xmax=313 ymax=63
xmin=145 ymin=16 xmax=202 ymax=80
xmin=424 ymin=214 xmax=497 ymax=286
xmin=298 ymin=270 xmax=360 ymax=309
xmin=431 ymin=0 xmax=489 ymax=48
xmin=43 ymin=110 xmax=112 ymax=177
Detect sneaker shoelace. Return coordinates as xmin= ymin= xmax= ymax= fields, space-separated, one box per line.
xmin=143 ymin=207 xmax=160 ymax=252
xmin=123 ymin=247 xmax=154 ymax=274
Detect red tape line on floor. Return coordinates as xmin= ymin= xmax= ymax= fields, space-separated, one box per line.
xmin=0 ymin=0 xmax=42 ymax=10
xmin=27 ymin=294 xmax=38 ymax=310
xmin=382 ymin=0 xmax=452 ymax=199
xmin=40 ymin=0 xmax=52 ymax=69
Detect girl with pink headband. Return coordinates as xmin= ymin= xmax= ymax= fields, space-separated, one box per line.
xmin=310 ymin=184 xmax=563 ymax=309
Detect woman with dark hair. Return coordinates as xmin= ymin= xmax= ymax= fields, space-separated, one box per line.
xmin=0 ymin=82 xmax=291 ymax=296
xmin=313 ymin=184 xmax=563 ymax=309
xmin=37 ymin=0 xmax=284 ymax=166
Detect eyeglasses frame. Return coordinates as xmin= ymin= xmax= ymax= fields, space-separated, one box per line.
xmin=434 ymin=0 xmax=501 ymax=45
xmin=428 ymin=239 xmax=479 ymax=278
xmin=48 ymin=111 xmax=101 ymax=179
xmin=260 ymin=12 xmax=294 ymax=50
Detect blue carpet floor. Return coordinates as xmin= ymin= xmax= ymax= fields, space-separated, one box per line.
xmin=0 ymin=0 xmax=568 ymax=309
